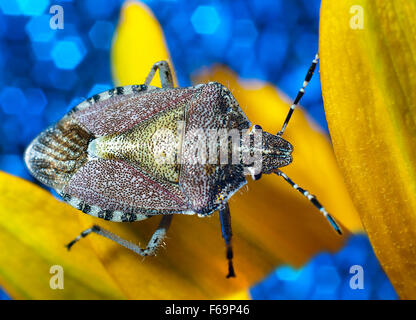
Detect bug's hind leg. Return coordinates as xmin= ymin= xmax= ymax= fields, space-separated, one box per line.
xmin=219 ymin=203 xmax=236 ymax=278
xmin=145 ymin=60 xmax=174 ymax=89
xmin=274 ymin=170 xmax=342 ymax=235
xmin=66 ymin=214 xmax=173 ymax=256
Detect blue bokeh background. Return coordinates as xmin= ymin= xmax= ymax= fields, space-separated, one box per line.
xmin=0 ymin=0 xmax=397 ymax=299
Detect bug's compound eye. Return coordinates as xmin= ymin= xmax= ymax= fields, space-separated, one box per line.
xmin=195 ymin=206 xmax=215 ymax=217
xmin=253 ymin=172 xmax=262 ymax=180
xmin=249 ymin=124 xmax=262 ymax=134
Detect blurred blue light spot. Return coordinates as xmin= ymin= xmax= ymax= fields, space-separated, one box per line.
xmin=17 ymin=0 xmax=49 ymax=16
xmin=88 ymin=20 xmax=114 ymax=50
xmin=0 ymin=0 xmax=22 ymax=15
xmin=165 ymin=9 xmax=194 ymax=43
xmin=275 ymin=266 xmax=301 ymax=281
xmin=278 ymin=63 xmax=318 ymax=104
xmin=315 ymin=266 xmax=341 ymax=294
xmin=8 ymin=53 xmax=31 ymax=76
xmin=191 ymin=5 xmax=220 ymax=35
xmin=57 ymin=23 xmax=78 ymax=38
xmin=258 ymin=31 xmax=289 ymax=78
xmin=300 ymin=0 xmax=321 ymax=22
xmin=0 ymin=11 xmax=7 ymax=38
xmin=31 ymin=41 xmax=54 ymax=60
xmin=51 ymin=38 xmax=86 ymax=69
xmin=250 ymin=0 xmax=282 ymax=22
xmin=44 ymin=93 xmax=66 ymax=123
xmin=25 ymin=88 xmax=47 ymax=114
xmin=280 ymin=265 xmax=314 ymax=300
xmin=31 ymin=61 xmax=54 ymax=87
xmin=251 ymin=234 xmax=398 ymax=299
xmin=0 ymin=154 xmax=29 ymax=179
xmin=0 ymin=116 xmax=21 ymax=153
xmin=48 ymin=68 xmax=78 ymax=90
xmin=377 ymin=278 xmax=398 ymax=300
xmin=25 ymin=14 xmax=55 ymax=42
xmin=295 ymin=32 xmax=319 ymax=62
xmin=335 ymin=233 xmax=369 ymax=267
xmin=0 ymin=287 xmax=9 ymax=300
xmin=310 ymin=252 xmax=336 ymax=268
xmin=88 ymin=83 xmax=112 ymax=97
xmin=233 ymin=19 xmax=257 ymax=47
xmin=0 ymin=86 xmax=27 ymax=115
xmin=5 ymin=15 xmax=26 ymax=40
xmin=19 ymin=114 xmax=44 ymax=146
xmin=83 ymin=0 xmax=119 ymax=19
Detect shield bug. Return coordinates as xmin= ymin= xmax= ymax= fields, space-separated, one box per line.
xmin=24 ymin=57 xmax=341 ymax=278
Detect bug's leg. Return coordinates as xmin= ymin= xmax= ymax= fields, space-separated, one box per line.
xmin=144 ymin=60 xmax=174 ymax=88
xmin=219 ymin=203 xmax=236 ymax=278
xmin=277 ymin=54 xmax=319 ymax=136
xmin=274 ymin=170 xmax=342 ymax=235
xmin=66 ymin=214 xmax=173 ymax=256
xmin=140 ymin=214 xmax=173 ymax=255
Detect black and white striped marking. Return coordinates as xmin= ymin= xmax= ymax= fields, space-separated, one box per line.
xmin=274 ymin=170 xmax=342 ymax=234
xmin=66 ymin=225 xmax=100 ymax=250
xmin=60 ymin=193 xmax=149 ymax=222
xmin=278 ymin=54 xmax=319 ymax=136
xmin=66 ymin=84 xmax=151 ymax=116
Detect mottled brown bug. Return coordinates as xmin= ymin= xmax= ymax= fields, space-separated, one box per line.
xmin=24 ymin=57 xmax=341 ymax=278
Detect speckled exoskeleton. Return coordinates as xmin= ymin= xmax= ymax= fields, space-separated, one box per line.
xmin=24 ymin=57 xmax=341 ymax=278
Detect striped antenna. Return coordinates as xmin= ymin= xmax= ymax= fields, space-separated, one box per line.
xmin=274 ymin=170 xmax=342 ymax=235
xmin=278 ymin=54 xmax=319 ymax=136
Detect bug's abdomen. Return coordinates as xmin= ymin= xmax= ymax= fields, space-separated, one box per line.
xmin=24 ymin=117 xmax=93 ymax=191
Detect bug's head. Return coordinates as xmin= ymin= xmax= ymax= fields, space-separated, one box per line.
xmin=244 ymin=126 xmax=293 ymax=179
xmin=261 ymin=130 xmax=293 ymax=173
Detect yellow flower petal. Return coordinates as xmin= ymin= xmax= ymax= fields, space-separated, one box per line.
xmin=0 ymin=171 xmax=125 ymax=299
xmin=111 ymin=0 xmax=176 ymax=87
xmin=320 ymin=0 xmax=416 ymax=299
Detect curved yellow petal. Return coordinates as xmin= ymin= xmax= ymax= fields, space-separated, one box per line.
xmin=320 ymin=0 xmax=416 ymax=299
xmin=0 ymin=171 xmax=125 ymax=299
xmin=111 ymin=0 xmax=176 ymax=87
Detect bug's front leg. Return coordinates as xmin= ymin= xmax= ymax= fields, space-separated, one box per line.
xmin=145 ymin=60 xmax=174 ymax=89
xmin=66 ymin=214 xmax=173 ymax=256
xmin=219 ymin=203 xmax=236 ymax=278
